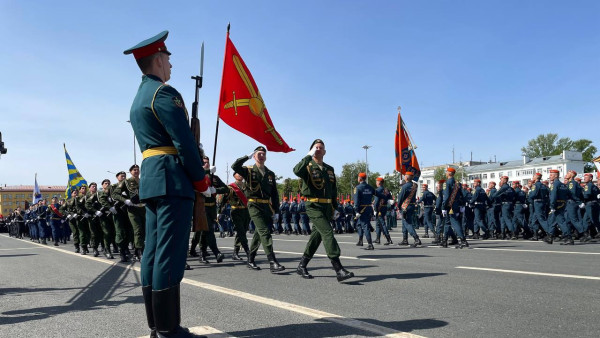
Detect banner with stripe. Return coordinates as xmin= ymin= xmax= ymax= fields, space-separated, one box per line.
xmin=64 ymin=143 xmax=87 ymax=198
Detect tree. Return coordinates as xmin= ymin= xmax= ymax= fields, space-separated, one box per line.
xmin=434 ymin=166 xmax=465 ymax=183
xmin=521 ymin=133 xmax=597 ymax=172
xmin=337 ymin=161 xmax=380 ymax=196
xmin=277 ymin=177 xmax=301 ymax=200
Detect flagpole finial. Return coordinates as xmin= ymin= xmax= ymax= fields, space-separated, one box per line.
xmin=227 ymin=22 xmax=230 ymax=33
xmin=397 ymin=106 xmax=401 ymax=113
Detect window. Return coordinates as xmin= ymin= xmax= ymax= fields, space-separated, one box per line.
xmin=483 ymin=174 xmax=488 ymax=179
xmin=490 ymin=173 xmax=496 ymax=179
xmin=483 ymin=183 xmax=488 ymax=188
xmin=499 ymin=172 xmax=503 ymax=177
xmin=507 ymin=171 xmax=512 ymax=177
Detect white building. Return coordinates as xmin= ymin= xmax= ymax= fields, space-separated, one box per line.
xmin=419 ymin=150 xmax=585 ymax=192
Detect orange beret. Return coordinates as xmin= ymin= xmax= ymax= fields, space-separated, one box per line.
xmin=422 ymin=184 xmax=428 ymax=187
xmin=575 ymin=177 xmax=581 ymax=182
xmin=513 ymin=180 xmax=519 ymax=184
xmin=534 ymin=172 xmax=542 ymax=177
xmin=283 ymin=197 xmax=288 ymax=201
xmin=501 ymin=176 xmax=509 ymax=180
xmin=404 ymin=171 xmax=415 ymax=176
xmin=376 ymin=177 xmax=384 ymax=181
xmin=584 ymin=173 xmax=593 ymax=178
xmin=446 ymin=167 xmax=456 ymax=173
xmin=489 ymin=181 xmax=496 ymax=185
xmin=358 ymin=172 xmax=367 ymax=179
xmin=438 ymin=179 xmax=446 ymax=184
xmin=568 ymin=170 xmax=577 ymax=176
xmin=474 ymin=179 xmax=481 ymax=183
xmin=549 ymin=169 xmax=559 ymax=174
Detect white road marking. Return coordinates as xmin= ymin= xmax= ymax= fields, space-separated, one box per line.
xmin=456 ymin=266 xmax=600 ymax=280
xmin=273 ymin=238 xmax=358 ymax=245
xmin=138 ymin=326 xmax=232 ymax=338
xmin=472 ymin=248 xmax=600 ymax=255
xmin=272 ymin=249 xmax=379 ymax=261
xmin=0 ymin=247 xmax=44 ymax=251
xmin=1 ymin=235 xmax=420 ymax=337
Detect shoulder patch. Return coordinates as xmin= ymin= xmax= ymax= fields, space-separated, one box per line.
xmin=172 ymin=96 xmax=184 ymax=108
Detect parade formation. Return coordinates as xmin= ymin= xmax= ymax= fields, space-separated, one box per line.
xmin=2 ymin=27 xmax=600 ymax=338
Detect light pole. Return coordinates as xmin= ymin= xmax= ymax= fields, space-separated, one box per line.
xmin=126 ymin=120 xmax=136 ymax=165
xmin=362 ymin=145 xmax=371 ymax=183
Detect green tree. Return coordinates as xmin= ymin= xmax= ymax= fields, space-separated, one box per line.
xmin=337 ymin=161 xmax=380 ymax=196
xmin=277 ymin=177 xmax=301 ymax=200
xmin=521 ymin=133 xmax=597 ymax=172
xmin=433 ymin=166 xmax=466 ymax=183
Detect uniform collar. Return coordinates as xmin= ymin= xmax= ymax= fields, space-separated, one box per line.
xmin=143 ymin=74 xmax=164 ymax=83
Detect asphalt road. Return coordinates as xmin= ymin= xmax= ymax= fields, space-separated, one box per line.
xmin=1 ymin=227 xmax=599 ymax=338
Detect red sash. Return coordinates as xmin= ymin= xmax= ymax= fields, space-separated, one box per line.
xmin=50 ymin=204 xmax=63 ymax=218
xmin=229 ymin=182 xmax=248 ymax=207
xmin=401 ymin=182 xmax=418 ymax=211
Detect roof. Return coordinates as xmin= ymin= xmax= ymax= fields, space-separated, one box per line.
xmin=0 ymin=185 xmax=67 ymax=192
xmin=464 ymin=154 xmax=580 ymax=173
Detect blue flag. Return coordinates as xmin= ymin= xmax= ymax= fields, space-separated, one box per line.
xmin=64 ymin=144 xmax=87 ymax=198
xmin=33 ymin=173 xmax=42 ymax=204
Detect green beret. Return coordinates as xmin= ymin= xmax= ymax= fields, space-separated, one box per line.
xmin=310 ymin=139 xmax=324 ymax=150
xmin=254 ymin=146 xmax=267 ymax=153
xmin=116 ymin=171 xmax=126 ymax=178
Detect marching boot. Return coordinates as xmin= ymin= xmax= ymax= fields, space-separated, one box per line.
xmin=215 ymin=252 xmax=224 ymax=263
xmin=356 ymin=238 xmax=363 ymax=246
xmin=104 ymin=246 xmax=114 ymax=259
xmin=296 ymin=255 xmax=313 ymax=279
xmin=247 ymin=251 xmax=261 ymax=270
xmin=580 ymin=231 xmax=592 ymax=243
xmin=153 ymin=285 xmax=199 ymax=338
xmin=364 ymin=243 xmax=374 ymax=250
xmin=199 ymin=251 xmax=209 ymax=264
xmin=188 ymin=248 xmax=198 ymax=257
xmin=473 ymin=231 xmax=479 ymax=240
xmin=113 ymin=243 xmax=119 ymax=254
xmin=530 ymin=233 xmax=539 ymax=241
xmin=54 ymin=240 xmax=59 ymax=246
xmin=93 ymin=246 xmax=100 ymax=257
xmin=74 ymin=243 xmax=80 ymax=253
xmin=458 ymin=237 xmax=469 ymax=249
xmin=560 ymin=236 xmax=574 ymax=246
xmin=81 ymin=244 xmax=89 ymax=255
xmin=374 ymin=235 xmax=381 ymax=244
xmin=267 ymin=253 xmax=286 ymax=273
xmin=330 ymin=257 xmax=354 ymax=282
xmin=383 ymin=234 xmax=393 ymax=245
xmin=431 ymin=233 xmax=439 ymax=245
xmin=442 ymin=236 xmax=449 ymax=248
xmin=510 ymin=232 xmax=518 ymax=240
xmin=232 ymin=247 xmax=242 ymax=261
xmin=411 ymin=235 xmax=422 ymax=248
xmin=41 ymin=238 xmax=47 ymax=245
xmin=424 ymin=231 xmax=430 ymax=238
xmin=142 ymin=285 xmax=157 ymax=338
xmin=449 ymin=235 xmax=458 ymax=245
xmin=398 ymin=234 xmax=409 ymax=246
xmin=543 ymin=235 xmax=553 ymax=244
xmin=120 ymin=248 xmax=129 ymax=263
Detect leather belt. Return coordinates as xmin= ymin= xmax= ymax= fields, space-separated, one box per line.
xmin=306 ymin=198 xmax=332 ymax=203
xmin=142 ymin=146 xmax=178 ymax=159
xmin=502 ymin=202 xmax=513 ymax=205
xmin=360 ymin=205 xmax=371 ymax=207
xmin=204 ymin=202 xmax=216 ymax=207
xmin=231 ymin=206 xmax=247 ymax=209
xmin=423 ymin=205 xmax=434 ymax=208
xmin=248 ymin=198 xmax=270 ymax=204
xmin=533 ymin=199 xmax=543 ymax=201
xmin=474 ymin=202 xmax=485 ymax=205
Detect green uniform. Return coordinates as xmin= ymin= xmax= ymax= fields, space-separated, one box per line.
xmin=61 ymin=198 xmax=79 ymax=246
xmin=232 ymin=155 xmax=280 ymax=256
xmin=293 ymin=155 xmax=341 ymax=259
xmin=84 ymin=191 xmax=104 ymax=249
xmin=113 ymin=177 xmax=146 ymax=249
xmin=222 ymin=181 xmax=250 ymax=251
xmin=110 ymin=182 xmax=134 ymax=250
xmin=75 ymin=194 xmax=91 ymax=246
xmin=98 ymin=188 xmax=117 ymax=250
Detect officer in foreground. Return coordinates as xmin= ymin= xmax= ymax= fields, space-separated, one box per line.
xmin=124 ymin=30 xmax=211 ymax=338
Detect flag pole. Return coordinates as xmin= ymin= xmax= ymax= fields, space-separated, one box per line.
xmin=212 ymin=23 xmax=230 ymax=166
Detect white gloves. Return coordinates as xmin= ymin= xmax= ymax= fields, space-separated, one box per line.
xmin=247 ymin=150 xmax=256 ymax=158
xmin=124 ymin=199 xmax=133 ymax=206
xmin=217 ymin=213 xmax=221 ymax=219
xmin=355 ymin=213 xmax=361 ymax=218
xmin=83 ymin=213 xmax=90 ymax=218
xmin=94 ymin=211 xmax=103 ymax=217
xmin=307 ymin=145 xmax=317 ymax=157
xmin=523 ymin=204 xmax=528 ymax=209
xmin=73 ymin=214 xmax=79 ymax=218
xmin=66 ymin=215 xmax=72 ymax=220
xmin=550 ymin=209 xmax=555 ymax=214
xmin=201 ymin=188 xmax=212 ymax=198
xmin=210 ymin=166 xmax=217 ymax=174
xmin=61 ymin=220 xmax=65 ymax=223
xmin=273 ymin=214 xmax=280 ymax=223
xmin=210 ymin=186 xmax=216 ymax=194
xmin=442 ymin=210 xmax=448 ymax=217
xmin=387 ymin=199 xmax=394 ymax=206
xmin=109 ymin=207 xmax=117 ymax=214
xmin=333 ymin=210 xmax=340 ymax=220
xmin=597 ymin=194 xmax=600 ymax=199
xmin=579 ymin=203 xmax=585 ymax=209
xmin=459 ymin=206 xmax=465 ymax=213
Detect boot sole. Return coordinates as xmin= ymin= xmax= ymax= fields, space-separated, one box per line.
xmin=337 ymin=272 xmax=355 ymax=282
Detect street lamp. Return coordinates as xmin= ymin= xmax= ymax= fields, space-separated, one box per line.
xmin=362 ymin=145 xmax=371 ymax=182
xmin=126 ymin=120 xmax=136 ymax=165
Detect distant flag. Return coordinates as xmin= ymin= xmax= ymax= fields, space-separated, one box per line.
xmin=593 ymin=156 xmax=600 ymax=179
xmin=32 ymin=173 xmax=42 ymax=204
xmin=64 ymin=143 xmax=87 ymax=198
xmin=394 ymin=108 xmax=421 ymax=181
xmin=217 ymin=27 xmax=294 ymax=153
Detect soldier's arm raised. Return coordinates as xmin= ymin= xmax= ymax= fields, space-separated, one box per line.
xmin=293 ymin=155 xmax=311 ymax=179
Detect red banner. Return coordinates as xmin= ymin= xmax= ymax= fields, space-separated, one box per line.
xmin=217 ymin=32 xmax=294 ymax=153
xmin=394 ymin=111 xmax=420 ymax=179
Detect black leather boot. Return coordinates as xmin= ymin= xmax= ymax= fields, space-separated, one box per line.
xmin=247 ymin=251 xmax=261 ymax=270
xmin=374 ymin=235 xmax=381 ymax=244
xmin=199 ymin=251 xmax=209 ymax=264
xmin=81 ymin=244 xmax=89 ymax=255
xmin=142 ymin=286 xmax=157 ymax=338
xmin=330 ymin=257 xmax=354 ymax=282
xmin=543 ymin=235 xmax=553 ymax=244
xmin=296 ymin=255 xmax=313 ymax=279
xmin=411 ymin=235 xmax=422 ymax=248
xmin=442 ymin=236 xmax=448 ymax=248
xmin=560 ymin=236 xmax=574 ymax=245
xmin=113 ymin=243 xmax=119 ymax=254
xmin=188 ymin=248 xmax=198 ymax=257
xmin=267 ymin=253 xmax=285 ymax=273
xmin=424 ymin=231 xmax=429 ymax=238
xmin=431 ymin=234 xmax=439 ymax=244
xmin=215 ymin=252 xmax=224 ymax=263
xmin=458 ymin=237 xmax=469 ymax=249
xmin=356 ymin=238 xmax=363 ymax=246
xmin=104 ymin=246 xmax=114 ymax=259
xmin=93 ymin=246 xmax=100 ymax=257
xmin=232 ymin=247 xmax=242 ymax=261
xmin=580 ymin=231 xmax=592 ymax=243
xmin=41 ymin=238 xmax=47 ymax=245
xmin=510 ymin=232 xmax=518 ymax=240
xmin=74 ymin=243 xmax=80 ymax=253
xmin=398 ymin=234 xmax=409 ymax=246
xmin=152 ymin=285 xmax=198 ymax=338
xmin=383 ymin=234 xmax=393 ymax=245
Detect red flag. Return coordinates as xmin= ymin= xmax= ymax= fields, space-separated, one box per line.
xmin=394 ymin=111 xmax=420 ymax=180
xmin=218 ymin=31 xmax=294 ymax=153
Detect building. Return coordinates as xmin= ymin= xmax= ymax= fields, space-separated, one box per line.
xmin=0 ymin=185 xmax=67 ymax=217
xmin=419 ymin=150 xmax=586 ymax=193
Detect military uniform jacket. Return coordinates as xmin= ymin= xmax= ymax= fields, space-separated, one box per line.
xmin=232 ymin=155 xmax=280 ymax=212
xmin=298 ymin=201 xmax=307 ymax=213
xmin=344 ymin=204 xmax=354 ymax=215
xmin=205 ymin=171 xmax=228 ymax=206
xmin=514 ymin=188 xmax=526 ymax=205
xmin=37 ymin=206 xmax=48 ymax=223
xmin=353 ymin=182 xmax=375 ymax=216
xmin=529 ymin=181 xmax=549 ymax=206
xmin=49 ymin=203 xmax=62 ymax=220
xmin=222 ymin=181 xmax=247 ymax=209
xmin=280 ymin=201 xmax=290 ymax=215
xmin=293 ymin=155 xmax=338 ymax=210
xmin=549 ymin=180 xmax=569 ymax=210
xmin=75 ymin=194 xmax=89 ymax=216
xmin=470 ymin=186 xmax=489 ymax=206
xmin=129 ymin=74 xmax=205 ymax=200
xmin=373 ymin=186 xmax=392 ymax=215
xmin=488 ymin=188 xmax=501 ymax=207
xmin=566 ymin=179 xmax=583 ymax=203
xmin=462 ymin=190 xmax=473 ymax=206
xmin=421 ymin=190 xmax=436 ymax=207
xmin=435 ymin=190 xmax=443 ymax=214
xmin=85 ymin=192 xmax=102 ymax=214
xmin=583 ymin=182 xmax=600 ymax=203
xmin=442 ymin=177 xmax=464 ymax=212
xmin=495 ymin=184 xmax=515 ymax=204
xmin=398 ymin=181 xmax=418 ymax=209
xmin=98 ymin=188 xmax=115 ymax=210
xmin=290 ymin=201 xmax=298 ymax=214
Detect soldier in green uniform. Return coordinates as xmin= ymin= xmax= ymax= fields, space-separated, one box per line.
xmin=85 ymin=182 xmax=107 ymax=258
xmin=113 ymin=165 xmax=146 ymax=261
xmin=198 ymin=156 xmax=227 ymax=264
xmin=232 ymin=146 xmax=285 ymax=273
xmin=111 ymin=171 xmax=135 ymax=262
xmin=124 ymin=30 xmax=212 ymax=337
xmin=75 ymin=185 xmax=92 ymax=255
xmin=293 ymin=139 xmax=354 ymax=282
xmin=61 ymin=189 xmax=81 ymax=253
xmin=221 ymin=172 xmax=251 ymax=261
xmin=98 ymin=179 xmax=118 ymax=259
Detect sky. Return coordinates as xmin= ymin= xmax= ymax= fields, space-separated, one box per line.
xmin=1 ymin=0 xmax=599 ymax=187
